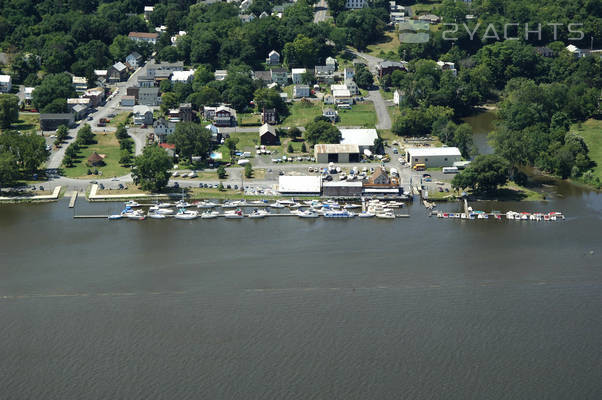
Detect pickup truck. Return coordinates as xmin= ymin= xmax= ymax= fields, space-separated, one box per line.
xmin=97 ymin=118 xmax=107 ymax=127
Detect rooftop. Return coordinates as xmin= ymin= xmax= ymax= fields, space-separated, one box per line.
xmin=278 ymin=175 xmax=321 ymax=193
xmin=314 ymin=144 xmax=359 ymax=154
xmin=340 ymin=129 xmax=378 ymax=147
xmin=128 ymin=32 xmax=159 ymax=39
xmin=406 ymin=147 xmax=461 ymax=157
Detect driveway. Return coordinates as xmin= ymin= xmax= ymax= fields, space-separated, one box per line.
xmin=368 ymin=89 xmax=392 ymax=130
xmin=313 ymin=0 xmax=328 ymax=23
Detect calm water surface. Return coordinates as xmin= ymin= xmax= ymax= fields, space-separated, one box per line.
xmin=1 ymin=190 xmax=601 ymax=399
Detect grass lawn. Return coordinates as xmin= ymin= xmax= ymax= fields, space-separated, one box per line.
xmin=1 ymin=113 xmax=40 ymax=133
xmin=336 ymin=103 xmax=376 ymax=127
xmin=238 ymin=113 xmax=262 ymax=126
xmin=572 ymin=119 xmax=602 ymax=181
xmin=365 ymin=32 xmax=402 ymax=60
xmin=281 ymin=102 xmax=322 ymax=127
xmin=63 ymin=133 xmax=131 ymax=179
xmin=109 ymin=112 xmax=132 ymax=127
xmin=412 ymin=1 xmax=441 ymax=14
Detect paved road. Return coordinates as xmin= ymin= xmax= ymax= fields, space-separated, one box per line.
xmin=45 ymin=63 xmax=149 ymax=169
xmin=346 ymin=49 xmax=384 ymax=75
xmin=313 ymin=0 xmax=328 ymax=23
xmin=368 ymin=89 xmax=392 ymax=130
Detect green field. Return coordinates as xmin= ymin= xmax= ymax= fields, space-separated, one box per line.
xmin=411 ymin=1 xmax=441 ymax=14
xmin=281 ymin=102 xmax=322 ymax=127
xmin=573 ymin=119 xmax=602 ymax=181
xmin=238 ymin=113 xmax=262 ymax=126
xmin=109 ymin=112 xmax=131 ymax=127
xmin=365 ymin=31 xmax=402 ymax=60
xmin=336 ymin=103 xmax=376 ymax=127
xmin=1 ymin=113 xmax=40 ymax=133
xmin=63 ymin=133 xmax=131 ymax=178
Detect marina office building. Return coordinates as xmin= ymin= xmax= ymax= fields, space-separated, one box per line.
xmin=405 ymin=147 xmax=461 ymax=168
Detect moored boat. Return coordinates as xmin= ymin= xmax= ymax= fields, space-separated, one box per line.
xmin=375 ymin=212 xmax=395 ymax=219
xmin=108 ymin=214 xmax=123 ymax=220
xmin=324 ymin=210 xmax=355 ymax=218
xmin=296 ymin=210 xmax=319 ymax=218
xmin=200 ymin=211 xmax=220 ymax=219
xmin=174 ymin=209 xmax=199 ymax=220
xmin=224 ymin=209 xmax=244 ymax=219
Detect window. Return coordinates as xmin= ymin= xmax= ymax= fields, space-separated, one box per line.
xmin=425 ymin=158 xmax=428 ymax=161
xmin=444 ymin=158 xmax=448 ymax=161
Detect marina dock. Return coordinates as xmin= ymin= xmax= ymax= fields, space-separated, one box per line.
xmin=68 ymin=191 xmax=78 ymax=208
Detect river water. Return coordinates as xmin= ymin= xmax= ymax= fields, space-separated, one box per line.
xmin=1 ymin=189 xmax=601 ymax=399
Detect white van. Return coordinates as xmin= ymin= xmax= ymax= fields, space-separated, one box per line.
xmin=443 ymin=167 xmax=459 ymax=174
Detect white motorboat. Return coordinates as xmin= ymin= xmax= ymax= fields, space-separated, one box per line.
xmin=224 ymin=209 xmax=244 ymax=219
xmin=288 ymin=203 xmax=304 ymax=209
xmin=148 ymin=212 xmax=166 ymax=219
xmin=149 ymin=205 xmax=174 ymax=214
xmin=358 ymin=212 xmax=375 ymax=218
xmin=108 ymin=214 xmax=123 ymax=220
xmin=386 ymin=201 xmax=404 ymax=208
xmin=324 ymin=210 xmax=355 ymax=218
xmin=156 ymin=202 xmax=173 ymax=208
xmin=123 ymin=210 xmax=146 ymax=220
xmin=196 ymin=200 xmax=218 ymax=209
xmin=175 ymin=200 xmax=193 ymax=208
xmin=124 ymin=201 xmax=140 ymax=207
xmin=343 ymin=203 xmax=361 ymax=209
xmin=200 ymin=211 xmax=220 ymax=219
xmin=268 ymin=202 xmax=285 ymax=209
xmin=304 ymin=200 xmax=323 ymax=208
xmin=277 ymin=199 xmax=296 ymax=206
xmin=222 ymin=200 xmax=247 ymax=208
xmin=376 ymin=212 xmax=395 ymax=219
xmin=174 ymin=209 xmax=199 ymax=220
xmin=248 ymin=209 xmax=269 ymax=218
xmin=296 ymin=210 xmax=319 ymax=218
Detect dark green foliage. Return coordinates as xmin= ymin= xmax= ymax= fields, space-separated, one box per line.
xmin=304 ymin=120 xmax=341 ymax=145
xmin=132 ymin=145 xmax=173 ymax=192
xmin=452 ymin=155 xmax=510 ymax=193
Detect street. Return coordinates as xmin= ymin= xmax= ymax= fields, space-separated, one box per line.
xmin=313 ymin=0 xmax=328 ymax=23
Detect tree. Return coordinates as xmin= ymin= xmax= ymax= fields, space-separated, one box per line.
xmin=2 ymin=131 xmax=49 ymax=173
xmin=115 ymin=124 xmax=129 ymax=140
xmin=301 ymin=142 xmax=307 ymax=152
xmin=288 ymin=127 xmax=302 ymax=140
xmin=77 ymin=124 xmax=94 ymax=145
xmin=168 ymin=122 xmax=212 ymax=162
xmin=56 ymin=125 xmax=69 ymax=143
xmin=217 ymin=165 xmax=227 ymax=179
xmin=452 ymin=155 xmax=510 ymax=193
xmin=0 ymin=95 xmax=19 ymax=129
xmin=244 ymin=162 xmax=253 ymax=178
xmin=160 ymin=92 xmax=179 ymax=115
xmin=32 ymin=73 xmax=76 ymax=111
xmin=287 ymin=143 xmax=294 ymax=153
xmin=119 ymin=149 xmax=132 ymax=166
xmin=354 ymin=67 xmax=373 ymax=89
xmin=131 ymin=145 xmax=173 ymax=192
xmin=224 ymin=137 xmax=239 ymax=158
xmin=0 ymin=152 xmax=19 ymax=188
xmin=282 ymin=35 xmax=318 ymax=67
xmin=192 ymin=66 xmax=215 ymax=91
xmin=254 ymin=88 xmax=287 ymax=117
xmin=304 ymin=120 xmax=341 ymax=145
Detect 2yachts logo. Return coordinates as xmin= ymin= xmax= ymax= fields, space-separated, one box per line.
xmin=399 ymin=22 xmax=585 ymax=43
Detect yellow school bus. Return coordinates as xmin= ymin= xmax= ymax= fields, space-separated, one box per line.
xmin=413 ymin=163 xmax=426 ymax=171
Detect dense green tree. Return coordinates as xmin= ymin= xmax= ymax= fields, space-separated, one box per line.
xmin=168 ymin=122 xmax=212 ymax=162
xmin=32 ymin=73 xmax=76 ymax=111
xmin=452 ymin=155 xmax=510 ymax=193
xmin=132 ymin=145 xmax=173 ymax=192
xmin=254 ymin=88 xmax=288 ymax=117
xmin=0 ymin=152 xmax=19 ymax=188
xmin=304 ymin=120 xmax=341 ymax=145
xmin=244 ymin=162 xmax=253 ymax=178
xmin=0 ymin=95 xmax=20 ymax=129
xmin=217 ymin=165 xmax=227 ymax=179
xmin=76 ymin=124 xmax=94 ymax=145
xmin=56 ymin=125 xmax=69 ymax=143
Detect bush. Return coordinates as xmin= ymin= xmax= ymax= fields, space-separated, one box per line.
xmin=217 ymin=165 xmax=227 ymax=179
xmin=301 ymin=142 xmax=307 ymax=152
xmin=244 ymin=162 xmax=253 ymax=178
xmin=287 ymin=143 xmax=294 ymax=153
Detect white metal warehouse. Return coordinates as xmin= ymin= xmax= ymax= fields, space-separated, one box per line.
xmin=405 ymin=147 xmax=461 ymax=168
xmin=278 ymin=176 xmax=322 ymax=195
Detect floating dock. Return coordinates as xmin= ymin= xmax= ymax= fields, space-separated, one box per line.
xmin=68 ymin=191 xmax=78 ymax=208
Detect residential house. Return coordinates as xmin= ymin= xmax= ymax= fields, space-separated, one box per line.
xmin=0 ymin=75 xmax=12 ymax=93
xmin=72 ymin=76 xmax=87 ymax=93
xmin=206 ymin=123 xmax=222 ymax=145
xmin=153 ymin=118 xmax=175 ymax=143
xmin=363 ymin=166 xmax=399 ymax=190
xmin=179 ymin=103 xmax=193 ymax=122
xmin=39 ymin=113 xmax=75 ymax=131
xmin=121 ymin=96 xmax=136 ymax=107
xmin=314 ymin=65 xmax=335 ymax=83
xmin=138 ymin=87 xmax=160 ymax=106
xmin=67 ymin=98 xmax=91 ymax=113
xmin=108 ymin=62 xmax=128 ymax=83
xmin=259 ymin=123 xmax=278 ymax=145
xmin=72 ymin=105 xmax=88 ymax=120
xmin=262 ymin=108 xmax=278 ymax=124
xmin=133 ymin=105 xmax=153 ymax=125
xmin=144 ymin=6 xmax=154 ymax=20
xmin=153 ymin=69 xmax=173 ymax=83
xmin=436 ymin=61 xmax=457 ymax=76
xmin=270 ymin=68 xmax=288 ymax=85
xmin=418 ymin=14 xmax=440 ymax=24
xmin=24 ymin=87 xmax=34 ymax=104
xmin=239 ymin=14 xmax=255 ymax=23
xmin=138 ymin=76 xmax=155 ymax=88
xmin=344 ymin=0 xmax=367 ymax=9
xmin=168 ymin=108 xmax=181 ymax=123
xmin=332 ymin=88 xmax=353 ymax=105
xmin=323 ymin=94 xmax=334 ymax=104
xmin=240 ymin=0 xmax=253 ymax=11
xmin=566 ymin=44 xmax=583 ymax=57
xmin=345 ymin=80 xmax=359 ymax=95
xmin=213 ymin=106 xmax=236 ymax=127
xmin=376 ymin=60 xmax=407 ymax=77
xmin=325 ymin=56 xmax=337 ymax=70
xmin=146 ymin=61 xmax=184 ymax=78
xmin=83 ymin=87 xmax=105 ymax=107
xmin=159 ymin=142 xmax=176 ymax=157
xmin=128 ymin=32 xmax=159 ymax=44
xmin=171 ymin=70 xmax=195 ymax=83
xmin=125 ymin=52 xmax=143 ymax=70
xmin=126 ymin=86 xmax=139 ymax=101
xmin=215 ymin=70 xmax=228 ymax=81
xmin=94 ymin=70 xmax=107 ymax=84
xmin=393 ymin=89 xmax=404 ymax=105
xmin=203 ymin=106 xmax=217 ymax=121
xmin=344 ymin=67 xmax=355 ymax=83
xmin=322 ymin=108 xmax=338 ymax=122
xmin=535 ymin=47 xmax=555 ymax=57
xmin=266 ymin=50 xmax=280 ymax=65
xmin=291 ymin=68 xmax=307 ymax=84
xmin=280 ymin=92 xmax=290 ymax=103
xmin=252 ymin=70 xmax=273 ymax=84
xmin=293 ymin=84 xmax=310 ymax=98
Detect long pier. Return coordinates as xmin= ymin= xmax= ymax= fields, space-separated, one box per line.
xmin=68 ymin=191 xmax=78 ymax=208
xmin=73 ymin=213 xmax=410 ymax=219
